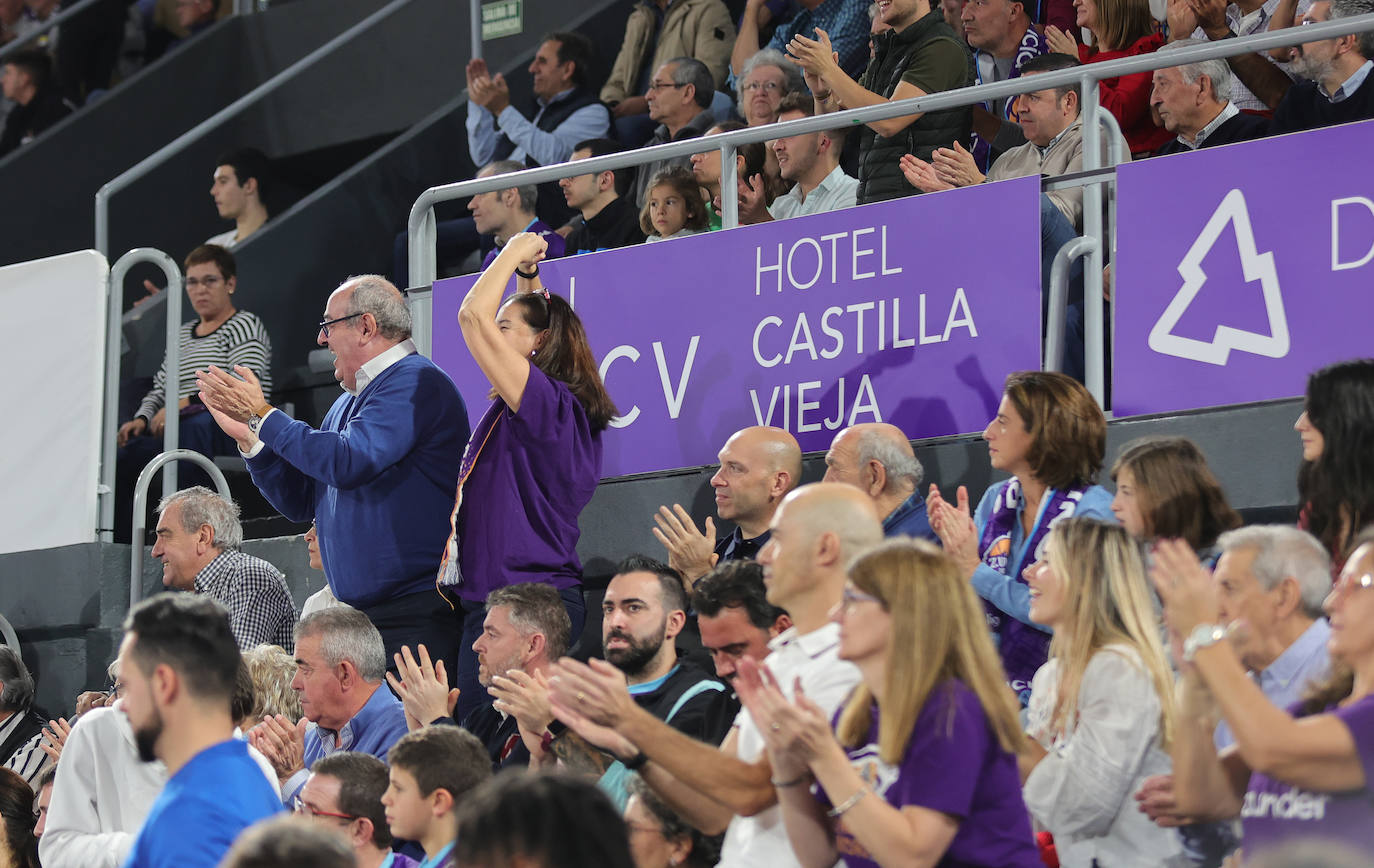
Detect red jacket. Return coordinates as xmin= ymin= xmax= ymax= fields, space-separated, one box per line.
xmin=1079 ymin=32 xmax=1174 ymax=155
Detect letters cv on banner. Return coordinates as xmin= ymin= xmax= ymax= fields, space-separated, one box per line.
xmin=431 ymin=175 xmax=1042 ymax=479
xmin=1114 ymin=118 xmax=1374 ymax=418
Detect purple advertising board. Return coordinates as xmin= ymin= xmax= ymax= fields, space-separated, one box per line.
xmin=1115 ymin=119 xmax=1374 ymax=417
xmin=431 ymin=175 xmax=1042 ymax=478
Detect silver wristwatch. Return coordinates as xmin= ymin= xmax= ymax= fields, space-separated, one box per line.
xmin=1182 ymin=623 xmax=1227 ymax=662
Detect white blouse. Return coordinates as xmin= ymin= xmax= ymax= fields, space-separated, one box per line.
xmin=1023 ymin=644 xmax=1189 ymax=868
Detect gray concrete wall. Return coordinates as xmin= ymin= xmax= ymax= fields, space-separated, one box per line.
xmin=0 ymin=397 xmax=1304 ymax=716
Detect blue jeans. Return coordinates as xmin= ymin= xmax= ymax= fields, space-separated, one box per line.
xmin=1040 ymin=194 xmax=1085 ymax=383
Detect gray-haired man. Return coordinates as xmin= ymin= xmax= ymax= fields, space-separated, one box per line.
xmin=822 ymin=423 xmax=937 ymax=542
xmin=152 ymin=486 xmax=296 ymax=650
xmin=468 ymin=160 xmax=567 ymax=273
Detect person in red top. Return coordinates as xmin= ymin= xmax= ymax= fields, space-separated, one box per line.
xmin=1045 ymin=0 xmax=1173 ymax=154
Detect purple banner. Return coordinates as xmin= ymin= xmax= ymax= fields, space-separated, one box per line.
xmin=432 ymin=175 xmax=1042 ymax=478
xmin=1115 ymin=119 xmax=1374 ymax=417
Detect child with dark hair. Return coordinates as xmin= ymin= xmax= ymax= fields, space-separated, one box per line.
xmin=383 ymin=727 xmax=491 ymax=868
xmin=641 ymin=167 xmax=710 ymax=242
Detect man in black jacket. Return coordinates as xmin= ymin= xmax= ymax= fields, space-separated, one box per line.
xmin=1270 ymin=0 xmax=1374 ymax=135
xmin=1152 ymin=40 xmax=1269 ymax=156
xmin=560 ymin=138 xmax=646 ymax=255
xmin=0 ymin=49 xmax=72 ymax=157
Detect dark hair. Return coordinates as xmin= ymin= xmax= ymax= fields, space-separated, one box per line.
xmin=312 ymin=752 xmax=394 ymax=848
xmin=35 ymin=765 xmax=55 ymax=792
xmin=221 ymin=815 xmax=354 ymax=868
xmin=0 ymin=649 xmax=34 ymax=714
xmin=505 ymin=293 xmax=619 ymax=431
xmin=214 ymin=147 xmax=271 ymax=203
xmin=388 ymin=725 xmax=491 ymax=803
xmin=640 ymin=166 xmax=710 ymax=236
xmin=615 ymin=554 xmax=688 ymax=615
xmin=1301 ymin=526 xmax=1374 ymax=715
xmin=486 ymin=582 xmax=573 ymax=660
xmin=123 ymin=594 xmax=241 ymax=706
xmin=543 ymin=31 xmax=598 ymax=90
xmin=184 ymin=244 xmax=237 ymax=281
xmin=230 ymin=657 xmax=256 ymax=726
xmin=572 ymin=137 xmax=630 ymax=195
xmin=625 ymin=774 xmax=720 ymax=868
xmin=770 ymin=94 xmax=847 ymax=163
xmin=1019 ymin=53 xmax=1083 ymax=101
xmin=3 ymin=50 xmax=51 ymax=92
xmin=707 ymin=121 xmax=772 ymax=198
xmin=1002 ymin=370 xmax=1105 ymax=489
xmin=691 ymin=560 xmax=785 ymax=629
xmin=666 ymin=56 xmax=715 ymax=109
xmin=1298 ymin=359 xmax=1374 ymax=560
xmin=454 ymin=772 xmax=635 ymax=868
xmin=0 ymin=769 xmax=38 ymax=868
xmin=1111 ymin=437 xmax=1240 ymax=550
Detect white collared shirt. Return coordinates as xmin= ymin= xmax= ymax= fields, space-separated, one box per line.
xmin=767 ymin=165 xmax=860 ymax=222
xmin=1180 ymin=101 xmax=1241 ymax=149
xmin=717 ymin=622 xmax=861 ymax=867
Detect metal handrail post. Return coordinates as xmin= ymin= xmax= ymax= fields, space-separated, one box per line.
xmin=719 ymin=141 xmax=739 ymax=229
xmin=100 ymin=248 xmax=183 ymax=543
xmin=1045 ymin=236 xmax=1099 ymax=373
xmin=129 ymin=450 xmax=231 ymax=609
xmin=94 ymin=0 xmax=417 ymax=255
xmin=470 ymin=0 xmax=482 ymax=59
xmin=0 ymin=0 xmax=104 ymax=63
xmin=407 ymin=197 xmax=438 ymax=354
xmin=162 ymin=258 xmax=184 ymax=497
xmin=1079 ymin=71 xmax=1106 ymax=407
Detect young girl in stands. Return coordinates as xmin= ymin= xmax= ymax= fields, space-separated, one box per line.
xmin=1044 ymin=0 xmax=1172 ymax=155
xmin=1111 ymin=436 xmax=1242 ymax=563
xmin=928 ymin=370 xmax=1115 ymax=705
xmin=640 ymin=167 xmax=710 ymax=243
xmin=444 ymin=231 xmax=618 ymax=720
xmin=736 ymin=539 xmax=1041 ymax=868
xmin=1295 ymin=358 xmax=1374 ymax=570
xmin=1018 ymin=519 xmax=1184 ymax=866
xmin=1156 ymin=528 xmax=1374 ymax=860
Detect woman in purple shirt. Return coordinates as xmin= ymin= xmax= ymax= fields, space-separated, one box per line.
xmin=1156 ymin=529 xmax=1374 ymax=861
xmin=442 ymin=231 xmax=618 ymax=721
xmin=736 ymin=538 xmax=1040 ymax=868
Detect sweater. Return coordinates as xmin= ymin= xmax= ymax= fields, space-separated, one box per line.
xmin=1078 ymin=33 xmax=1174 ymax=155
xmin=245 ymin=353 xmax=469 ymax=608
xmin=1271 ymin=69 xmax=1374 ymax=135
xmin=1155 ymin=110 xmax=1270 ymax=155
xmin=601 ymin=0 xmax=735 ymax=104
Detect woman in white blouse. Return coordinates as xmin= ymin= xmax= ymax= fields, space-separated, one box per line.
xmin=1016 ymin=518 xmax=1187 ymax=867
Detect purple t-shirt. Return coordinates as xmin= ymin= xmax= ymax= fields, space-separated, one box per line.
xmin=1242 ymin=693 xmax=1374 ymax=857
xmin=455 ymin=365 xmax=602 ymax=602
xmin=822 ymin=680 xmax=1040 ymax=868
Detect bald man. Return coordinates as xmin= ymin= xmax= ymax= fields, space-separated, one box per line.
xmin=653 ymin=426 xmax=803 ymax=591
xmin=822 ymin=423 xmax=937 ymax=543
xmin=198 ymin=274 xmax=470 ymax=682
xmin=550 ymin=483 xmax=882 ymax=866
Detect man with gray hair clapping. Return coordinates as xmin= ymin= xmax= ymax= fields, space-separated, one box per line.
xmin=822 ymin=422 xmax=937 ymax=542
xmin=151 ymin=486 xmax=296 ymax=651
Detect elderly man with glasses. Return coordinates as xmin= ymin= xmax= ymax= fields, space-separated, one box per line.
xmin=197 ymin=274 xmax=470 ymax=684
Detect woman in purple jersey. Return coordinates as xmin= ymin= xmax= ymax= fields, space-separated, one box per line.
xmin=1157 ymin=528 xmax=1374 ymax=861
xmin=736 ymin=538 xmax=1040 ymax=868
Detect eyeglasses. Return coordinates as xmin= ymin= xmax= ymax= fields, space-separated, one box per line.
xmin=293 ymin=797 xmax=359 ymax=822
xmin=743 ymin=80 xmax=783 ymax=93
xmin=318 ymin=312 xmax=364 ymax=337
xmin=840 ymin=587 xmax=883 ymax=610
xmin=647 ymin=80 xmax=688 ymax=92
xmin=185 ymin=276 xmax=223 ymax=289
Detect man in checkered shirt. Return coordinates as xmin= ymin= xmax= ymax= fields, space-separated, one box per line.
xmin=151 ymin=487 xmax=297 ymax=651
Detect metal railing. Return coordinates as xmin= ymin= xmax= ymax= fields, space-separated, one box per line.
xmin=100 ymin=248 xmax=184 ymax=543
xmin=129 ymin=450 xmax=231 ymax=607
xmin=0 ymin=0 xmax=106 ymax=63
xmin=94 ymin=0 xmax=417 ymax=256
xmin=406 ymin=12 xmax=1374 ymax=406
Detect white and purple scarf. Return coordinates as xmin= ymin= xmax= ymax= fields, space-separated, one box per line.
xmin=970 ymin=26 xmax=1050 ymax=171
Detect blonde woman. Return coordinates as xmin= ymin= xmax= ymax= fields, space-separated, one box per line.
xmin=736 ymin=539 xmax=1040 ymax=868
xmin=1018 ymin=518 xmax=1185 ymax=866
xmin=242 ymin=645 xmax=303 ymax=722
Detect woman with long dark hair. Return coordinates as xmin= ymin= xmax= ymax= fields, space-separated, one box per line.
xmin=1111 ymin=436 xmax=1241 ymax=562
xmin=0 ymin=768 xmax=39 ymax=868
xmin=441 ymin=232 xmax=617 ymax=720
xmin=1296 ymin=359 xmax=1374 ymax=569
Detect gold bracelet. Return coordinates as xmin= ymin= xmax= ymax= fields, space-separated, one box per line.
xmin=826 ymin=784 xmax=870 ymax=818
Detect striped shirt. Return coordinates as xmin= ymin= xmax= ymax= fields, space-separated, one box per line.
xmin=136 ymin=311 xmax=272 ymax=421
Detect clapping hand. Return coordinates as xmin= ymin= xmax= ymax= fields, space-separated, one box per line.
xmin=927 ymin=483 xmax=981 ymax=577
xmin=930 ymin=141 xmax=985 ymax=188
xmin=1044 ymin=25 xmax=1080 ymax=57
xmin=652 ymin=505 xmax=717 ymax=589
xmin=385 ymin=644 xmax=459 ymax=731
xmin=899 ymin=153 xmax=954 ymax=192
xmin=249 ymin=714 xmax=308 ymax=785
xmin=1150 ymin=538 xmax=1223 ymax=640
xmin=734 ymin=657 xmax=835 ymax=782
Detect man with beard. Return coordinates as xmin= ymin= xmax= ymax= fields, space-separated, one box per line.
xmin=117 ymin=594 xmax=282 ymax=868
xmin=1269 ymin=0 xmax=1374 ymax=133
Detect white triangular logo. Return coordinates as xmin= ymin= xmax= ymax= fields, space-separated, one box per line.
xmin=1147 ymin=188 xmax=1290 ymax=367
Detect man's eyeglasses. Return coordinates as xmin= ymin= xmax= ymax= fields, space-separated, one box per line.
xmin=743 ymin=80 xmax=783 ymax=93
xmin=318 ymin=312 xmax=364 ymax=337
xmin=647 ymin=80 xmax=688 ymax=92
xmin=293 ymin=797 xmax=359 ymax=822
